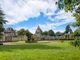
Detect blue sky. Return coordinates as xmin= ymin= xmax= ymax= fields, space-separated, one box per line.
xmin=0 ymin=0 xmax=76 ymax=33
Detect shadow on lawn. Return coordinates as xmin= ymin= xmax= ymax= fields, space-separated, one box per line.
xmin=0 ymin=44 xmax=64 ymax=52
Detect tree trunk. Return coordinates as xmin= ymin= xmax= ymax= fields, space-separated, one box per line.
xmin=27 ymin=38 xmax=30 ymax=42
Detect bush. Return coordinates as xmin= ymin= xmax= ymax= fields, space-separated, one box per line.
xmin=25 ymin=40 xmax=37 ymax=43
xmin=74 ymin=29 xmax=80 ymax=36
xmin=71 ymin=38 xmax=80 ymax=47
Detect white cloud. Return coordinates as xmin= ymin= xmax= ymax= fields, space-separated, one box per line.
xmin=15 ymin=26 xmax=37 ymax=34
xmin=48 ymin=10 xmax=76 ymax=22
xmin=0 ymin=0 xmax=76 ymax=33
xmin=14 ymin=19 xmax=76 ymax=33
xmin=0 ymin=0 xmax=58 ymax=24
xmin=15 ymin=26 xmax=28 ymax=31
xmin=56 ymin=11 xmax=75 ymax=21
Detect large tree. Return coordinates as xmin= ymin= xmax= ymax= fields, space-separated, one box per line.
xmin=55 ymin=32 xmax=63 ymax=36
xmin=74 ymin=29 xmax=80 ymax=36
xmin=0 ymin=8 xmax=7 ymax=39
xmin=48 ymin=30 xmax=55 ymax=36
xmin=17 ymin=29 xmax=33 ymax=42
xmin=26 ymin=30 xmax=33 ymax=42
xmin=57 ymin=0 xmax=80 ymax=27
xmin=17 ymin=29 xmax=26 ymax=36
xmin=64 ymin=25 xmax=73 ymax=34
xmin=42 ymin=31 xmax=48 ymax=36
xmin=17 ymin=29 xmax=27 ymax=40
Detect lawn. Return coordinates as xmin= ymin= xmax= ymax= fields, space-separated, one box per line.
xmin=0 ymin=41 xmax=80 ymax=60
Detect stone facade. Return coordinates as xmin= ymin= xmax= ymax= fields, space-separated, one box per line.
xmin=32 ymin=26 xmax=43 ymax=40
xmin=1 ymin=26 xmax=77 ymax=42
xmin=3 ymin=28 xmax=17 ymax=42
xmin=35 ymin=26 xmax=42 ymax=35
xmin=32 ymin=26 xmax=75 ymax=40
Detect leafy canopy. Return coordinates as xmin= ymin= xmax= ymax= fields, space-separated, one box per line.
xmin=57 ymin=0 xmax=80 ymax=27
xmin=64 ymin=24 xmax=73 ymax=34
xmin=0 ymin=8 xmax=7 ymax=39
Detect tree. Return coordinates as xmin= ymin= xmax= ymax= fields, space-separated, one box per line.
xmin=57 ymin=0 xmax=80 ymax=27
xmin=17 ymin=29 xmax=27 ymax=40
xmin=0 ymin=9 xmax=7 ymax=38
xmin=17 ymin=29 xmax=33 ymax=42
xmin=64 ymin=25 xmax=73 ymax=34
xmin=0 ymin=7 xmax=7 ymax=45
xmin=48 ymin=30 xmax=55 ymax=36
xmin=71 ymin=38 xmax=80 ymax=47
xmin=42 ymin=31 xmax=48 ymax=36
xmin=17 ymin=29 xmax=26 ymax=36
xmin=55 ymin=32 xmax=63 ymax=36
xmin=26 ymin=30 xmax=33 ymax=42
xmin=74 ymin=28 xmax=80 ymax=36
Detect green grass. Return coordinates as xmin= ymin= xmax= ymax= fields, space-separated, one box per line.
xmin=0 ymin=41 xmax=80 ymax=60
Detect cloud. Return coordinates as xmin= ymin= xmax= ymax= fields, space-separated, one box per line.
xmin=48 ymin=9 xmax=76 ymax=22
xmin=0 ymin=0 xmax=76 ymax=33
xmin=15 ymin=26 xmax=36 ymax=34
xmin=15 ymin=26 xmax=28 ymax=31
xmin=0 ymin=0 xmax=58 ymax=24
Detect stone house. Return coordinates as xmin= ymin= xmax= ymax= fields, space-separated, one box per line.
xmin=3 ymin=28 xmax=17 ymax=42
xmin=32 ymin=26 xmax=75 ymax=40
xmin=32 ymin=26 xmax=43 ymax=40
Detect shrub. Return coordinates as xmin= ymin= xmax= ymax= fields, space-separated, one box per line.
xmin=71 ymin=38 xmax=80 ymax=47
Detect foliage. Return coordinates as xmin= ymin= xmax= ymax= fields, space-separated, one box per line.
xmin=26 ymin=30 xmax=33 ymax=42
xmin=64 ymin=25 xmax=73 ymax=34
xmin=17 ymin=29 xmax=33 ymax=42
xmin=73 ymin=13 xmax=80 ymax=27
xmin=74 ymin=28 xmax=80 ymax=36
xmin=0 ymin=8 xmax=7 ymax=39
xmin=48 ymin=30 xmax=55 ymax=36
xmin=57 ymin=0 xmax=80 ymax=27
xmin=55 ymin=32 xmax=63 ymax=36
xmin=42 ymin=31 xmax=48 ymax=35
xmin=17 ymin=29 xmax=26 ymax=36
xmin=71 ymin=38 xmax=80 ymax=47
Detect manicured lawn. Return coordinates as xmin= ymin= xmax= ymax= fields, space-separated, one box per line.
xmin=0 ymin=41 xmax=80 ymax=60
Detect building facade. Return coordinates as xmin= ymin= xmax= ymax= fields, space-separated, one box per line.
xmin=3 ymin=28 xmax=17 ymax=42
xmin=33 ymin=26 xmax=75 ymax=40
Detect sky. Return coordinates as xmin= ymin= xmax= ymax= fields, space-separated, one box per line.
xmin=0 ymin=0 xmax=76 ymax=33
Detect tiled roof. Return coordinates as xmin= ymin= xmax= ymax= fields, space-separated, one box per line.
xmin=35 ymin=26 xmax=42 ymax=34
xmin=4 ymin=28 xmax=15 ymax=33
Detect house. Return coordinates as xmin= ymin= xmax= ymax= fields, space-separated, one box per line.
xmin=32 ymin=26 xmax=43 ymax=40
xmin=32 ymin=26 xmax=75 ymax=40
xmin=35 ymin=26 xmax=42 ymax=35
xmin=2 ymin=26 xmax=75 ymax=42
xmin=3 ymin=28 xmax=17 ymax=42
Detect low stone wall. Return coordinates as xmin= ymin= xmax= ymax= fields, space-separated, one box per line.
xmin=1 ymin=35 xmax=27 ymax=42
